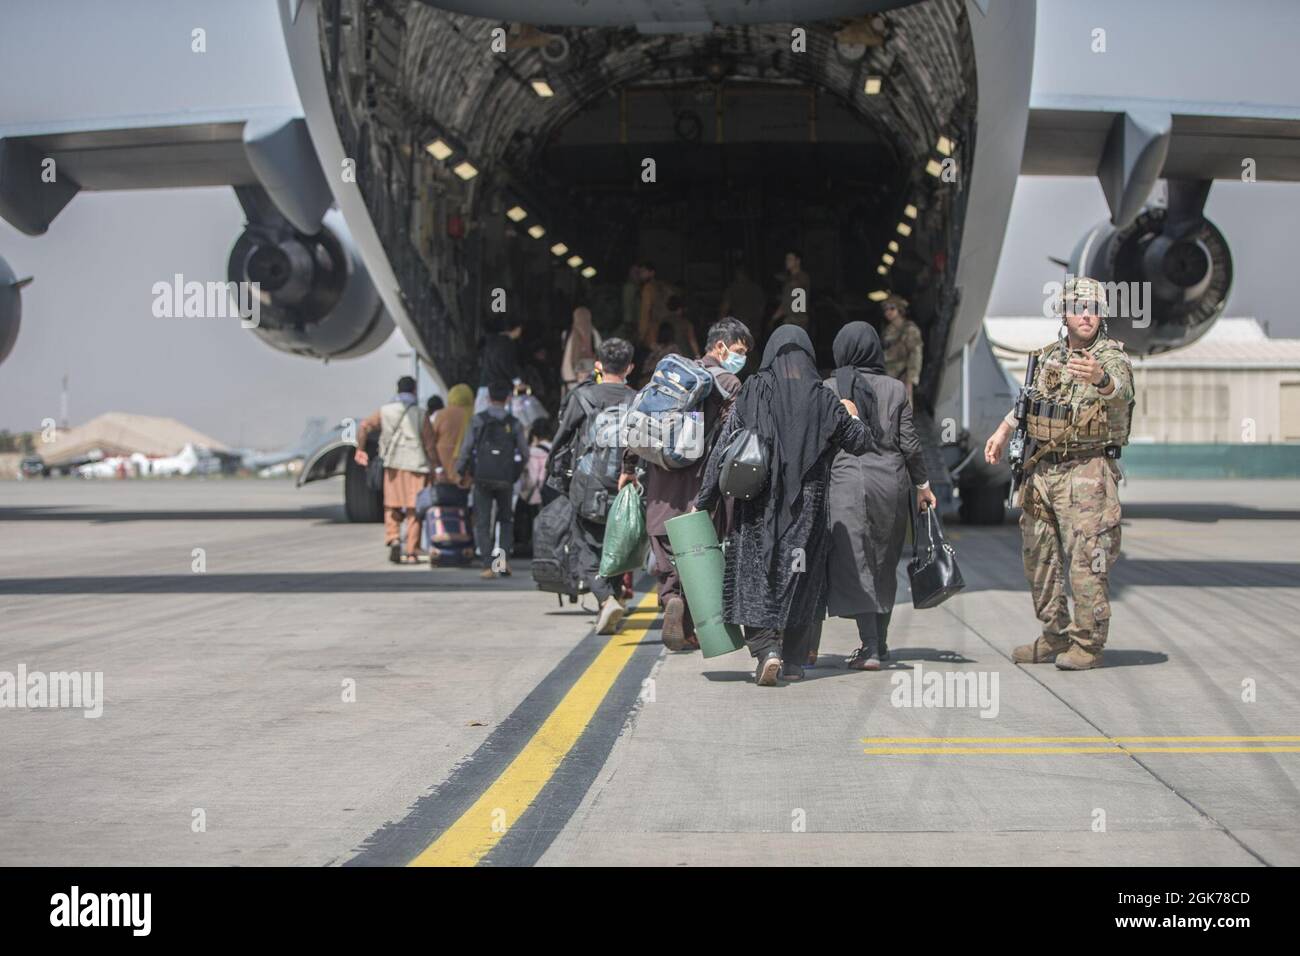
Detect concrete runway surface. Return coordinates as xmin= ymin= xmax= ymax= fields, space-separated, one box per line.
xmin=1 ymin=478 xmax=1298 ymax=866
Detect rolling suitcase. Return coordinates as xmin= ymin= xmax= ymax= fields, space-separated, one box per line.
xmin=427 ymin=505 xmax=474 ymax=566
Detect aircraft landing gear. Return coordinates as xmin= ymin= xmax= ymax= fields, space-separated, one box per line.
xmin=344 ymin=454 xmax=383 ymax=523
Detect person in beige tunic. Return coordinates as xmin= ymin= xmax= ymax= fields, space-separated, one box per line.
xmin=354 ymin=376 xmax=437 ymax=564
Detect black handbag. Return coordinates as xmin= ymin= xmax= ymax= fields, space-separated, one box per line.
xmin=907 ymin=507 xmax=965 ymax=609
xmin=717 ymin=427 xmax=769 ymax=500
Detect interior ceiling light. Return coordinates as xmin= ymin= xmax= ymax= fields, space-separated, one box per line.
xmin=904 ymin=203 xmax=918 ymax=219
xmin=453 ymin=160 xmax=479 ymax=181
xmin=896 ymin=221 xmax=912 ymax=237
xmin=888 ymin=240 xmax=899 ymax=253
xmin=567 ymin=255 xmax=584 ymax=268
xmin=925 ymin=158 xmax=944 ymax=178
xmin=863 ymin=75 xmax=883 ymax=95
xmin=937 ymin=135 xmax=954 ymax=156
xmin=527 ymin=224 xmax=546 ymax=239
xmin=531 ymin=79 xmax=555 ymax=98
xmin=550 ymin=242 xmax=568 ymax=256
xmin=581 ymin=266 xmax=597 ymax=279
xmin=424 ymin=138 xmax=453 ymax=161
xmin=868 ymin=290 xmax=889 ymax=302
xmin=506 ymin=205 xmax=527 ymax=222
xmin=882 ymin=253 xmax=895 ymax=265
xmin=876 ymin=264 xmax=888 ymax=275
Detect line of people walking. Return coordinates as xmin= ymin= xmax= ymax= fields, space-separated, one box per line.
xmin=355 ymin=369 xmax=547 ymax=576
xmin=354 ymin=280 xmax=934 ymax=688
xmin=536 ymin=316 xmax=933 ymax=687
xmin=689 ymin=323 xmax=933 ymax=685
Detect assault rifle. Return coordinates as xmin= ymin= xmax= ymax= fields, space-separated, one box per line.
xmin=1007 ymin=352 xmax=1039 ymax=504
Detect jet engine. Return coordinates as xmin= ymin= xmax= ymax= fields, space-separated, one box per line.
xmin=0 ymin=255 xmax=27 ymax=366
xmin=227 ymin=209 xmax=393 ymax=360
xmin=1070 ymin=180 xmax=1232 ymax=356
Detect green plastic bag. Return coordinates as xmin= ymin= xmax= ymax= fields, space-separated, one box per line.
xmin=599 ymin=483 xmax=649 ymax=577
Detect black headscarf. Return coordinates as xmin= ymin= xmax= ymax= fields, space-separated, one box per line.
xmin=734 ymin=325 xmax=843 ymax=545
xmin=832 ymin=322 xmax=885 ymax=447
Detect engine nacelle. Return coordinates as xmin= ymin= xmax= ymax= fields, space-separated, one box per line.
xmin=1070 ymin=204 xmax=1232 ymax=356
xmin=227 ymin=209 xmax=393 ymax=360
xmin=0 ymin=255 xmax=24 ymax=366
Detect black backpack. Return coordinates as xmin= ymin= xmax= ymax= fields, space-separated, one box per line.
xmin=472 ymin=412 xmax=524 ymax=484
xmin=567 ymin=389 xmax=627 ymax=523
xmin=530 ymin=495 xmax=587 ymax=604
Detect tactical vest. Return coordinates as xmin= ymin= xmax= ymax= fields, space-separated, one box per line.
xmin=1024 ymin=340 xmax=1132 ymax=450
xmin=379 ymin=401 xmax=430 ymax=474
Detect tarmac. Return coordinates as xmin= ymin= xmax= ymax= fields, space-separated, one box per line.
xmin=1 ymin=477 xmax=1298 ymax=866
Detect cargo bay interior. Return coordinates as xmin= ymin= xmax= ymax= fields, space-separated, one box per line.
xmin=321 ymin=0 xmax=975 ymax=403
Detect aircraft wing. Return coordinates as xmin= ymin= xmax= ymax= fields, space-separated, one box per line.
xmin=0 ymin=108 xmax=330 ymax=236
xmin=1022 ymin=94 xmax=1300 ymax=227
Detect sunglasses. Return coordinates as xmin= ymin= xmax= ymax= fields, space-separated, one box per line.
xmin=1063 ymin=299 xmax=1102 ymax=317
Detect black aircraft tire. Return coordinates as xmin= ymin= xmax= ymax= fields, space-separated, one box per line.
xmin=959 ymin=482 xmax=1008 ymax=526
xmin=344 ymin=454 xmax=384 ymax=523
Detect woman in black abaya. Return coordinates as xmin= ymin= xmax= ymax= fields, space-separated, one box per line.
xmin=823 ymin=322 xmax=936 ymax=669
xmin=695 ymin=325 xmax=869 ymax=686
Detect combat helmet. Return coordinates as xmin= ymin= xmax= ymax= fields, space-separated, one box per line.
xmin=1057 ymin=274 xmax=1110 ymax=339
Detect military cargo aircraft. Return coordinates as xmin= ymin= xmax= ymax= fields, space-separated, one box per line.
xmin=3 ymin=0 xmax=1298 ymax=522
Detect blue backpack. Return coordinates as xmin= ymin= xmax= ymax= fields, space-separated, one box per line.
xmin=622 ymin=354 xmax=730 ymax=469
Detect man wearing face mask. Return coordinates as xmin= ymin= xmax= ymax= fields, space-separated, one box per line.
xmin=620 ymin=316 xmax=754 ymax=651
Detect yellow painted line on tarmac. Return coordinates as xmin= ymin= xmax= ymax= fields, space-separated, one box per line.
xmin=409 ymin=590 xmax=660 ymax=867
xmin=1125 ymin=747 xmax=1300 ymax=753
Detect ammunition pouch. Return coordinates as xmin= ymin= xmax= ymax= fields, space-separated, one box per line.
xmin=1026 ymin=397 xmax=1117 ymax=449
xmin=1025 ymin=398 xmax=1072 ymax=443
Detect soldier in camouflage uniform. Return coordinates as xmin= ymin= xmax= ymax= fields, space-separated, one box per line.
xmin=983 ymin=275 xmax=1134 ymax=670
xmin=881 ymin=295 xmax=923 ymax=403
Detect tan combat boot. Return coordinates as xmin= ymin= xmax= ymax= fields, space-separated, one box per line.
xmin=1012 ymin=634 xmax=1070 ymax=664
xmin=1055 ymin=643 xmax=1104 ymax=670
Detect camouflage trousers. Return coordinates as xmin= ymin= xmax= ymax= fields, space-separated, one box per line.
xmin=1017 ymin=455 xmax=1122 ymax=650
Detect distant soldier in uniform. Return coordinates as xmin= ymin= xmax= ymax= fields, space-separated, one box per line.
xmin=983 ymin=275 xmax=1135 ymax=670
xmin=881 ymin=295 xmax=923 ymax=403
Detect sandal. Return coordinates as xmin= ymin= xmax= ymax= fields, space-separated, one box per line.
xmin=847 ymin=647 xmax=881 ymax=671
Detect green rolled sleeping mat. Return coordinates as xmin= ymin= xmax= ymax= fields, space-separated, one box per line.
xmin=664 ymin=510 xmax=744 ymax=658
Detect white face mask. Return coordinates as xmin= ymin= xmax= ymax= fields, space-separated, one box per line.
xmin=721 ymin=348 xmax=747 ymax=374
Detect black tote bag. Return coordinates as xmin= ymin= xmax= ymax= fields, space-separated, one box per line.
xmin=907 ymin=507 xmax=965 ymax=609
xmin=717 ymin=427 xmax=769 ymax=500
